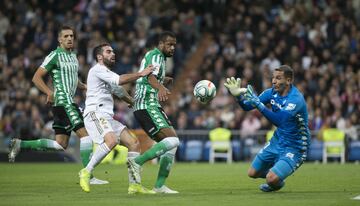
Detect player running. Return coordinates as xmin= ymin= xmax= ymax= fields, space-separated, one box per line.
xmin=224 ymin=65 xmax=310 ymax=192
xmin=78 ymin=43 xmax=155 ymax=194
xmin=128 ymin=31 xmax=180 ymax=194
xmin=8 ymin=26 xmax=107 ymax=185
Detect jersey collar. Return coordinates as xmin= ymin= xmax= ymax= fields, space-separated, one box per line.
xmin=273 ymin=84 xmax=294 ymax=98
xmin=154 ymin=47 xmax=166 ymax=59
xmin=57 ymin=46 xmax=72 ymax=54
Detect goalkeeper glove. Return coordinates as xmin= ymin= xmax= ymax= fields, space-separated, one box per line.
xmin=224 ymin=77 xmax=247 ymax=96
xmin=244 ymin=85 xmax=265 ymax=111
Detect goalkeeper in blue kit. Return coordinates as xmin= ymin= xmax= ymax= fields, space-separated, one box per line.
xmin=224 ymin=65 xmax=310 ymax=192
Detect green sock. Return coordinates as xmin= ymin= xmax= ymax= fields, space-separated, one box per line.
xmin=155 ymin=153 xmax=174 ymax=188
xmin=20 ymin=139 xmax=63 ymax=151
xmin=135 ymin=142 xmax=168 ymax=165
xmin=80 ymin=136 xmax=93 ymax=167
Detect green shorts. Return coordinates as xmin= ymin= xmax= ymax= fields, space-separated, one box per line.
xmin=133 ymin=107 xmax=173 ymax=139
xmin=52 ymin=103 xmax=84 ymax=136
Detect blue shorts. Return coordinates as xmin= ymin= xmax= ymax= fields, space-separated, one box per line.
xmin=251 ymin=141 xmax=306 ymax=180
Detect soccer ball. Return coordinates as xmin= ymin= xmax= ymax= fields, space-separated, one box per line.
xmin=193 ymin=80 xmax=216 ymax=104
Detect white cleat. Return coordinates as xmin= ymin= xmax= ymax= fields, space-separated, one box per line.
xmin=127 ymin=158 xmax=141 ymax=184
xmin=90 ymin=177 xmax=109 ymax=185
xmin=153 ymin=185 xmax=179 ymax=194
xmin=8 ymin=138 xmax=21 ymax=163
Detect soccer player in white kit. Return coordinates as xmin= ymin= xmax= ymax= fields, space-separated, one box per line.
xmin=78 ymin=43 xmax=155 ymax=194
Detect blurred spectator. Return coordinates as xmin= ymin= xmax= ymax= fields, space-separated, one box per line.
xmin=0 ymin=0 xmax=359 ymax=147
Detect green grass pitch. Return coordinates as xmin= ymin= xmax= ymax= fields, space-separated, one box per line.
xmin=0 ymin=162 xmax=359 ymax=206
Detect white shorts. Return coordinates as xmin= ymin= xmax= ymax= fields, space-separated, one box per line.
xmin=84 ymin=111 xmax=126 ymax=144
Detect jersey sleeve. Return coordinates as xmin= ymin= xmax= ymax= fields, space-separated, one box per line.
xmin=94 ymin=66 xmax=119 ymax=85
xmin=237 ymin=88 xmax=272 ymax=111
xmin=150 ymin=54 xmax=162 ymax=76
xmin=40 ymin=51 xmax=57 ymax=72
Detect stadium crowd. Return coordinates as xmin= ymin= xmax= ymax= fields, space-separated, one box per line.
xmin=0 ymin=0 xmax=359 ymax=146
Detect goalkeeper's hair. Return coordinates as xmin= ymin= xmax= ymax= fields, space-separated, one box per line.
xmin=158 ymin=31 xmax=176 ymax=43
xmin=275 ymin=65 xmax=294 ymax=81
xmin=93 ymin=43 xmax=111 ymax=62
xmin=58 ymin=25 xmax=76 ymax=39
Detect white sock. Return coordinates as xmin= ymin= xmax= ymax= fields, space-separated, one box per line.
xmin=128 ymin=151 xmax=140 ymax=184
xmin=85 ymin=143 xmax=111 ymax=173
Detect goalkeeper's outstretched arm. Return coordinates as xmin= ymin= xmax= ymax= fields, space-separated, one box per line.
xmin=224 ymin=77 xmax=258 ymax=111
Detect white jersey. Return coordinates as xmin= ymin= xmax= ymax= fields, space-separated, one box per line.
xmin=84 ymin=63 xmax=119 ymax=116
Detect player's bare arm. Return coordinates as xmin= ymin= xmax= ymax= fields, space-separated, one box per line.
xmin=111 ymin=86 xmax=134 ymax=107
xmin=148 ymin=74 xmax=171 ymax=102
xmin=77 ymin=80 xmax=87 ymax=90
xmin=121 ymin=94 xmax=135 ymax=108
xmin=163 ymin=76 xmax=173 ymax=86
xmin=118 ymin=65 xmax=154 ymax=85
xmin=32 ymin=67 xmax=54 ymax=104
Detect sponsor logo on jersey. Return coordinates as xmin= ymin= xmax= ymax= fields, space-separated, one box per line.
xmin=270 ymin=99 xmax=283 ymax=109
xmin=285 ymin=103 xmax=296 ymax=111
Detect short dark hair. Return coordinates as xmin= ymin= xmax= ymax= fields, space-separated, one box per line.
xmin=275 ymin=65 xmax=294 ymax=80
xmin=58 ymin=25 xmax=76 ymax=39
xmin=158 ymin=31 xmax=176 ymax=43
xmin=93 ymin=43 xmax=111 ymax=62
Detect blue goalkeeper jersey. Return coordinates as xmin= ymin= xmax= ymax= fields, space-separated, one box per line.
xmin=238 ymin=85 xmax=310 ymax=151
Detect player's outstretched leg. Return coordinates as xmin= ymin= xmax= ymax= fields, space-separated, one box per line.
xmin=8 ymin=138 xmax=65 ymax=162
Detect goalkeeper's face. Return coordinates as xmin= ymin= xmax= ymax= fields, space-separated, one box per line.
xmin=58 ymin=29 xmax=74 ymax=50
xmin=272 ymin=70 xmax=290 ymax=95
xmin=101 ymin=45 xmax=116 ymax=68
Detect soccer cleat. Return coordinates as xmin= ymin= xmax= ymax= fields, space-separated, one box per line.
xmin=127 ymin=158 xmax=141 ymax=184
xmin=259 ymin=181 xmax=285 ymax=192
xmin=79 ymin=168 xmax=91 ymax=192
xmin=8 ymin=138 xmax=21 ymax=163
xmin=153 ymin=185 xmax=179 ymax=194
xmin=128 ymin=183 xmax=156 ymax=194
xmin=90 ymin=177 xmax=109 ymax=185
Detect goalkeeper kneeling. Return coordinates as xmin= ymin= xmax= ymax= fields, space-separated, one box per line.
xmin=224 ymin=65 xmax=310 ymax=192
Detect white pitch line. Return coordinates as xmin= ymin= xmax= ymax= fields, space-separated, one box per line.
xmin=352 ymin=195 xmax=360 ymax=200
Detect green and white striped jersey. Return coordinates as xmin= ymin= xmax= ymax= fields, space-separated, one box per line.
xmin=134 ymin=48 xmax=166 ymax=111
xmin=40 ymin=47 xmax=79 ymax=106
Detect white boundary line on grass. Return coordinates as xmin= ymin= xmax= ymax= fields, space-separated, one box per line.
xmin=352 ymin=195 xmax=360 ymax=200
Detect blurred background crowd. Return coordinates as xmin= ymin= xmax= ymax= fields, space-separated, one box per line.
xmin=0 ymin=0 xmax=359 ymax=148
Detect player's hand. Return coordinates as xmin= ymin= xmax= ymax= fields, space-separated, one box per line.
xmin=224 ymin=77 xmax=247 ymax=96
xmin=46 ymin=92 xmax=54 ymax=105
xmin=139 ymin=65 xmax=155 ymax=77
xmin=244 ymin=85 xmax=265 ymax=111
xmin=158 ymin=86 xmax=171 ymax=102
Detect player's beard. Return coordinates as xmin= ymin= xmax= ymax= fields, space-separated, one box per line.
xmin=277 ymin=83 xmax=286 ymax=94
xmin=103 ymin=58 xmax=115 ymax=68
